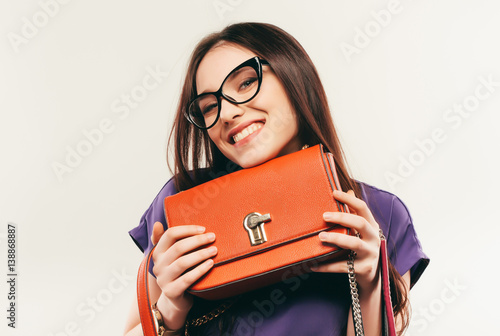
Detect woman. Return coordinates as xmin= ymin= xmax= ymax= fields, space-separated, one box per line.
xmin=124 ymin=22 xmax=429 ymax=336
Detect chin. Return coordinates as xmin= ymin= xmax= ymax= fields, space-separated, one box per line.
xmin=232 ymin=148 xmax=278 ymax=169
xmin=235 ymin=157 xmax=266 ymax=169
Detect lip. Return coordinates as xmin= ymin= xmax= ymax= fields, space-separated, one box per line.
xmin=227 ymin=119 xmax=266 ymax=144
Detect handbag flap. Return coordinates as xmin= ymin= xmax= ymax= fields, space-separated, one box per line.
xmin=164 ymin=145 xmax=347 ymax=266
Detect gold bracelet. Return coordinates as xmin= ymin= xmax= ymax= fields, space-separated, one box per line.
xmin=151 ymin=302 xmax=184 ymax=336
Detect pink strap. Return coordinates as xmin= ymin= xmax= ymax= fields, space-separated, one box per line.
xmin=380 ymin=240 xmax=397 ymax=336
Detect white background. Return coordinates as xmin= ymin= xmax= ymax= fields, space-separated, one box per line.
xmin=1 ymin=0 xmax=499 ymax=335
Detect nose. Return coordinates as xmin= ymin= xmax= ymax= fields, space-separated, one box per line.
xmin=219 ymin=98 xmax=244 ymax=124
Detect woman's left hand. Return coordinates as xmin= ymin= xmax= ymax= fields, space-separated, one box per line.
xmin=311 ymin=189 xmax=381 ymax=292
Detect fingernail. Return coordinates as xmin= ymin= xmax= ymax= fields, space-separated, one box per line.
xmin=207 ymin=232 xmax=216 ymax=240
xmin=319 ymin=232 xmax=328 ymax=241
xmin=208 ymin=246 xmax=217 ymax=254
xmin=323 ymin=212 xmax=334 ymax=220
xmin=197 ymin=226 xmax=206 ymax=233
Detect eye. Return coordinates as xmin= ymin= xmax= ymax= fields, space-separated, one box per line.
xmin=238 ymin=76 xmax=258 ymax=91
xmin=202 ymin=102 xmax=218 ymax=116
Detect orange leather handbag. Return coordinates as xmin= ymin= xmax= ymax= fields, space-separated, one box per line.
xmin=136 ymin=144 xmax=397 ymax=336
xmin=164 ymin=144 xmax=352 ymax=300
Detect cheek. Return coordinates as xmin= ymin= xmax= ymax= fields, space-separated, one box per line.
xmin=207 ymin=128 xmax=220 ymax=144
xmin=254 ymin=89 xmax=297 ymax=137
xmin=253 ymin=92 xmax=294 ymax=123
xmin=271 ymin=103 xmax=298 ymax=133
xmin=259 ymin=81 xmax=295 ymax=119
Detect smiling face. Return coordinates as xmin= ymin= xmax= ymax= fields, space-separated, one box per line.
xmin=195 ymin=44 xmax=302 ymax=168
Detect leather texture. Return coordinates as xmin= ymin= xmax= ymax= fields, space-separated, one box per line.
xmin=164 ymin=144 xmax=351 ymax=300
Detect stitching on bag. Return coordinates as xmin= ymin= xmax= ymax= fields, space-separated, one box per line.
xmin=213 ymin=225 xmax=347 ymax=267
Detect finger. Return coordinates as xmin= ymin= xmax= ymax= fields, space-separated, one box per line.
xmin=322 ymin=212 xmax=378 ymax=241
xmin=319 ymin=231 xmax=366 ymax=251
xmin=310 ymin=259 xmax=348 ymax=274
xmin=333 ymin=189 xmax=376 ymax=224
xmin=347 ymin=189 xmax=356 ymax=200
xmin=151 ymin=221 xmax=165 ymax=245
xmin=160 ymin=259 xmax=215 ymax=298
xmin=343 ymin=190 xmax=357 ymax=215
xmin=156 ymin=225 xmax=207 ymax=252
xmin=157 ymin=232 xmax=216 ymax=265
xmin=312 ymin=257 xmax=381 ymax=290
xmin=158 ymin=245 xmax=218 ymax=283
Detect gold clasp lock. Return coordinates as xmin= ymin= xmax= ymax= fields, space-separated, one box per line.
xmin=243 ymin=212 xmax=271 ymax=246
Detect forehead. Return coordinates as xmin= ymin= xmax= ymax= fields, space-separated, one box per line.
xmin=196 ymin=44 xmax=256 ymax=95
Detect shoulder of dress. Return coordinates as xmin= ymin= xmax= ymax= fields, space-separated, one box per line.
xmin=356 ymin=181 xmax=413 ymax=227
xmin=356 ymin=180 xmax=399 ymax=201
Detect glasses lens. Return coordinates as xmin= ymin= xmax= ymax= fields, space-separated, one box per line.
xmin=189 ymin=94 xmax=219 ymax=128
xmin=187 ymin=60 xmax=262 ymax=129
xmin=222 ymin=65 xmax=259 ymax=104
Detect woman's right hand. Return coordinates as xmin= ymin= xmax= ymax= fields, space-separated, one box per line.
xmin=150 ymin=221 xmax=217 ymax=329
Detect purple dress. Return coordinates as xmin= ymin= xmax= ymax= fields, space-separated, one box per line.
xmin=129 ymin=176 xmax=429 ymax=335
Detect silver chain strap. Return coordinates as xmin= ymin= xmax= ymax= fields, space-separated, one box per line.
xmin=348 ymin=249 xmax=365 ymax=336
xmin=348 ymin=230 xmax=386 ymax=336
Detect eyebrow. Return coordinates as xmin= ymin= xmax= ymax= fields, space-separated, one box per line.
xmin=197 ymin=76 xmax=220 ymax=95
xmin=197 ymin=63 xmax=251 ymax=95
xmin=198 ymin=88 xmax=212 ymax=95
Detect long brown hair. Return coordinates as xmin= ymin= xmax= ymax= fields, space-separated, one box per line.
xmin=167 ymin=22 xmax=409 ymax=335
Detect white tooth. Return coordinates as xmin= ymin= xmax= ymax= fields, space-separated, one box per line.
xmin=232 ymin=122 xmax=263 ymax=143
